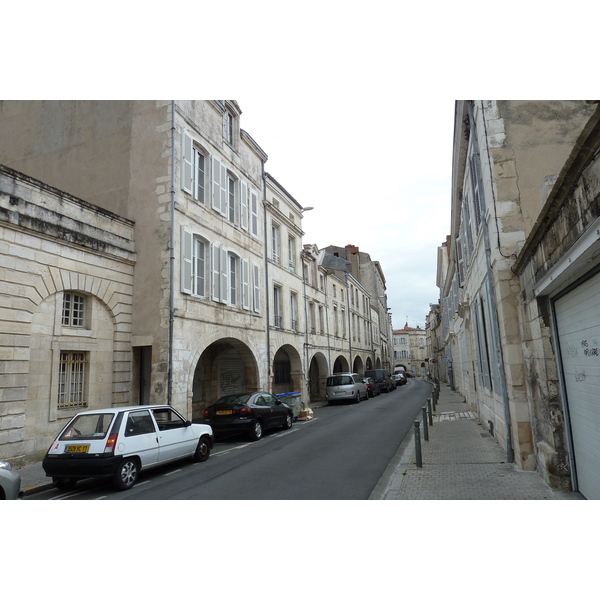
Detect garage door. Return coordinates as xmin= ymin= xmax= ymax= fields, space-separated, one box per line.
xmin=554 ymin=270 xmax=600 ymax=499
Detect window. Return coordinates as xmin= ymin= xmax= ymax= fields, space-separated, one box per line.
xmin=291 ymin=292 xmax=298 ymax=331
xmin=309 ymin=302 xmax=316 ymax=333
xmin=194 ymin=149 xmax=206 ymax=203
xmin=319 ymin=305 xmax=324 ymax=334
xmin=274 ymin=361 xmax=291 ymax=384
xmin=224 ymin=110 xmax=233 ymax=144
xmin=334 ymin=306 xmax=339 ymax=336
xmin=125 ymin=410 xmax=156 ymax=436
xmin=58 ymin=351 xmax=87 ymax=408
xmin=228 ymin=174 xmax=236 ymax=223
xmin=273 ymin=285 xmax=282 ymax=328
xmin=229 ymin=253 xmax=239 ymax=306
xmin=341 ymin=308 xmax=346 ymax=337
xmin=271 ymin=223 xmax=281 ymax=263
xmin=288 ymin=236 xmax=296 ymax=272
xmin=193 ymin=237 xmax=207 ymax=297
xmin=62 ymin=293 xmax=85 ymax=327
xmin=181 ymin=130 xmax=207 ymax=203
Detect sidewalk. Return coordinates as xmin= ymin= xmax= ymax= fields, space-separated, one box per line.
xmin=17 ymin=382 xmax=585 ymax=499
xmin=370 ymin=382 xmax=584 ymax=500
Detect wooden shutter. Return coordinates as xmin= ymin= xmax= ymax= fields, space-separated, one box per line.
xmin=220 ymin=246 xmax=228 ymax=304
xmin=182 ymin=130 xmax=193 ymax=194
xmin=242 ymin=258 xmax=250 ymax=309
xmin=181 ymin=226 xmax=193 ymax=294
xmin=211 ymin=242 xmax=220 ymax=301
xmin=252 ymin=263 xmax=261 ymax=313
xmin=240 ymin=180 xmax=248 ymax=230
xmin=250 ymin=189 xmax=259 ymax=236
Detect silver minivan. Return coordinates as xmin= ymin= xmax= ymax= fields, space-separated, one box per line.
xmin=326 ymin=373 xmax=368 ymax=405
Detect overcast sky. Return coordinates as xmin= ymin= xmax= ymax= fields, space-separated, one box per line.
xmin=238 ymin=98 xmax=454 ymax=330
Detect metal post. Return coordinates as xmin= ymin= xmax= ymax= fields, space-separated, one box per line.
xmin=427 ymin=397 xmax=433 ymax=426
xmin=422 ymin=406 xmax=429 ymax=441
xmin=414 ymin=420 xmax=422 ymax=467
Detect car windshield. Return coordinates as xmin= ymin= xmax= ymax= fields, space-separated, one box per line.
xmin=59 ymin=413 xmax=114 ymax=441
xmin=327 ymin=376 xmax=352 ymax=386
xmin=214 ymin=394 xmax=251 ymax=405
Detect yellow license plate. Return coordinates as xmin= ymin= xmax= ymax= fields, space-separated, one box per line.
xmin=65 ymin=445 xmax=90 ymax=453
xmin=216 ymin=410 xmax=233 ymax=415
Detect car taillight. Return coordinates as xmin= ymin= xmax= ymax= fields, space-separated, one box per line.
xmin=104 ymin=433 xmax=118 ymax=454
xmin=240 ymin=407 xmax=252 ymax=415
xmin=203 ymin=409 xmax=209 ymax=417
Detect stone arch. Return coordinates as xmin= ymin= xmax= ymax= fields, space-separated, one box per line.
xmin=272 ymin=344 xmax=303 ymax=396
xmin=191 ymin=338 xmax=259 ymax=421
xmin=352 ymin=354 xmax=365 ymax=375
xmin=332 ymin=354 xmax=350 ymax=374
xmin=308 ymin=351 xmax=329 ymax=403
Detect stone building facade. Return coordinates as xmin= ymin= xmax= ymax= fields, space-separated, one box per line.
xmin=435 ymin=100 xmax=600 ymax=498
xmin=0 ymin=165 xmax=135 ymax=466
xmin=392 ymin=324 xmax=428 ymax=376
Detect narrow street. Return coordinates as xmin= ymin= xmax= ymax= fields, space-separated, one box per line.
xmin=28 ymin=379 xmax=430 ymax=501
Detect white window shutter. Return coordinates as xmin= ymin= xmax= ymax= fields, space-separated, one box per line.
xmin=212 ymin=156 xmax=222 ymax=211
xmin=182 ymin=130 xmax=193 ymax=194
xmin=211 ymin=242 xmax=220 ymax=300
xmin=181 ymin=226 xmax=193 ymax=294
xmin=220 ymin=162 xmax=228 ymax=216
xmin=250 ymin=189 xmax=259 ymax=236
xmin=242 ymin=258 xmax=250 ymax=309
xmin=252 ymin=263 xmax=261 ymax=313
xmin=220 ymin=246 xmax=228 ymax=304
xmin=240 ymin=180 xmax=248 ymax=230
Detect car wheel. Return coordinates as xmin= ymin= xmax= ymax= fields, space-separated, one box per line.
xmin=53 ymin=477 xmax=78 ymax=490
xmin=355 ymin=393 xmax=361 ymax=404
xmin=113 ymin=457 xmax=139 ymax=490
xmin=249 ymin=420 xmax=263 ymax=441
xmin=283 ymin=412 xmax=293 ymax=430
xmin=193 ymin=436 xmax=211 ymax=462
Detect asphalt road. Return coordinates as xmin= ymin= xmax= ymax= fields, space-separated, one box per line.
xmin=30 ymin=379 xmax=431 ymax=500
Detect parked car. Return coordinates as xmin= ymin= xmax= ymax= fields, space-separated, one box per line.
xmin=0 ymin=460 xmax=22 ymax=500
xmin=363 ymin=377 xmax=381 ymax=397
xmin=364 ymin=369 xmax=394 ymax=393
xmin=392 ymin=373 xmax=407 ymax=386
xmin=203 ymin=392 xmax=293 ymax=441
xmin=326 ymin=373 xmax=368 ymax=405
xmin=43 ymin=405 xmax=214 ymax=491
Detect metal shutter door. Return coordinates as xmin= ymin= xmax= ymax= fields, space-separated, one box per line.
xmin=555 ymin=270 xmax=600 ymax=499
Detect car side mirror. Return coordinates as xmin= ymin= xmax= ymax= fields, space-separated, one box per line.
xmin=185 ymin=420 xmax=192 ymax=426
xmin=275 ymin=399 xmax=282 ymax=405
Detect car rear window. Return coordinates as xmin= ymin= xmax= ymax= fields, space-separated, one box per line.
xmin=59 ymin=413 xmax=114 ymax=441
xmin=327 ymin=376 xmax=352 ymax=386
xmin=215 ymin=394 xmax=251 ymax=405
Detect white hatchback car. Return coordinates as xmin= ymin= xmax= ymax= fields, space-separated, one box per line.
xmin=43 ymin=405 xmax=213 ymax=491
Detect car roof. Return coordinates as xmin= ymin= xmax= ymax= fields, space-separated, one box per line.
xmin=70 ymin=405 xmax=173 ymax=416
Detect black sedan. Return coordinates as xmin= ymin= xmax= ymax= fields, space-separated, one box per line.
xmin=363 ymin=377 xmax=381 ymax=397
xmin=203 ymin=392 xmax=293 ymax=441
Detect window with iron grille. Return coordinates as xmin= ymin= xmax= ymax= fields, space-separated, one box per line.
xmin=62 ymin=293 xmax=85 ymax=327
xmin=58 ymin=351 xmax=87 ymax=408
xmin=274 ymin=360 xmax=291 ymax=384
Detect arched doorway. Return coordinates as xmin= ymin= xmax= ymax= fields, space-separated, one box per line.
xmin=332 ymin=354 xmax=349 ymax=374
xmin=272 ymin=344 xmax=303 ymax=395
xmin=192 ymin=338 xmax=259 ymax=421
xmin=352 ymin=355 xmax=364 ymax=375
xmin=308 ymin=352 xmax=328 ymax=404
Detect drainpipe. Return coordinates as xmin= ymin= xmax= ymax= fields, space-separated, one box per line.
xmin=468 ymin=100 xmax=513 ymax=463
xmin=167 ymin=100 xmax=176 ymax=405
xmin=262 ymin=165 xmax=271 ymax=392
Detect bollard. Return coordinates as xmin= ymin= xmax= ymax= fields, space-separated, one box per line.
xmin=422 ymin=406 xmax=429 ymax=441
xmin=427 ymin=397 xmax=433 ymax=426
xmin=414 ymin=420 xmax=422 ymax=468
